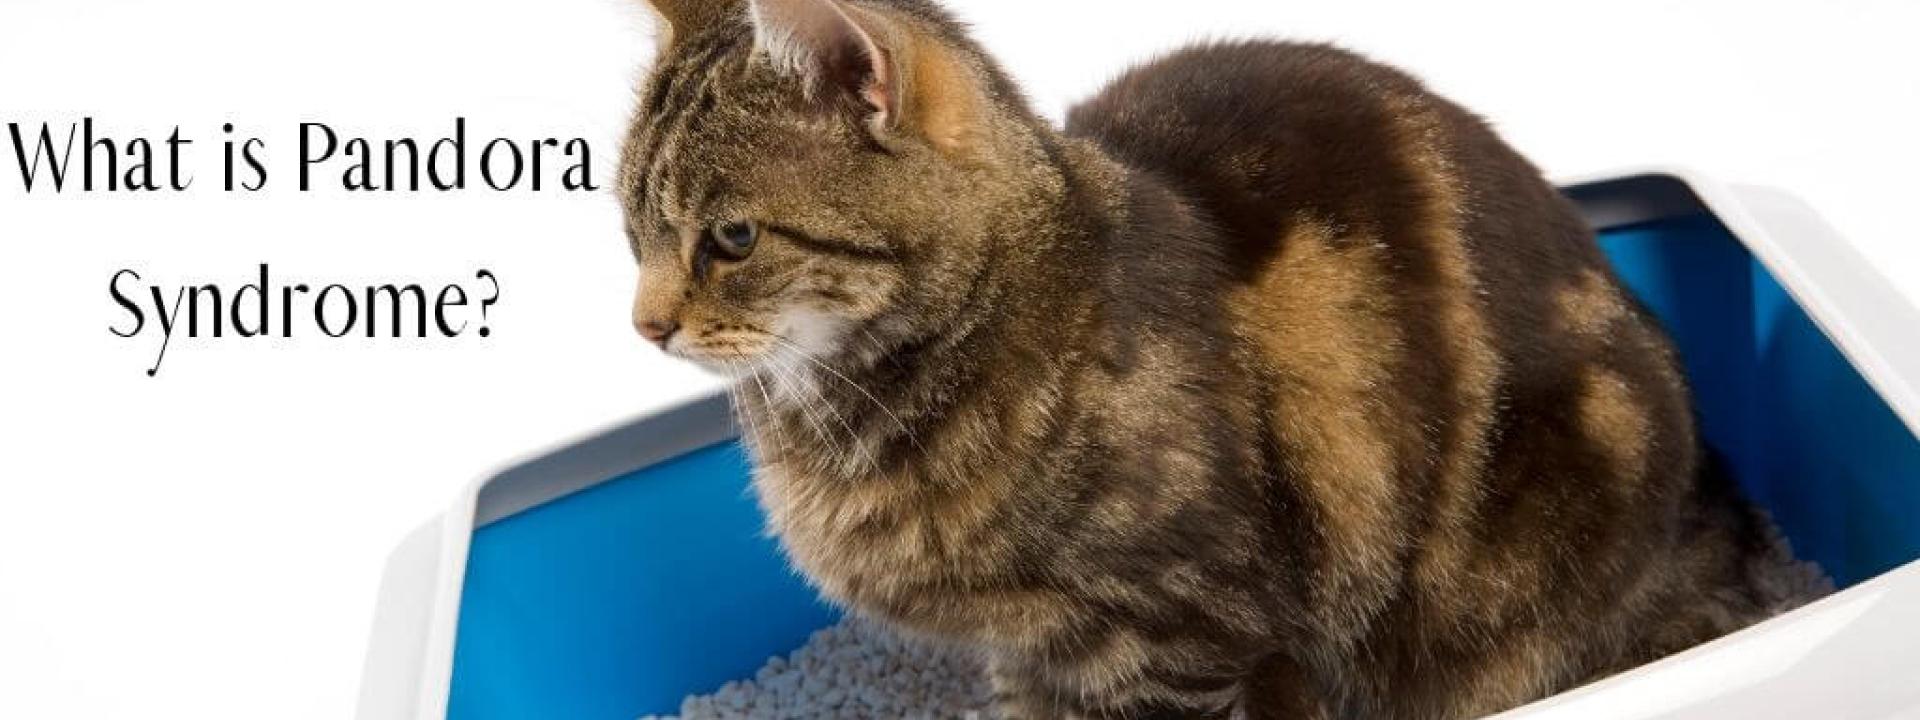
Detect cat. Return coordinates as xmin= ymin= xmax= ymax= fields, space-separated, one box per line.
xmin=617 ymin=1 xmax=1828 ymax=717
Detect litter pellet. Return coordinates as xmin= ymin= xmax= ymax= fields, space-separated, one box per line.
xmin=640 ymin=617 xmax=997 ymax=720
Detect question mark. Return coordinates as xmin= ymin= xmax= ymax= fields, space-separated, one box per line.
xmin=476 ymin=269 xmax=499 ymax=337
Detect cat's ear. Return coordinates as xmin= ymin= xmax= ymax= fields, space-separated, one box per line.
xmin=748 ymin=0 xmax=983 ymax=153
xmin=640 ymin=0 xmax=741 ymax=49
xmin=749 ymin=0 xmax=894 ymax=117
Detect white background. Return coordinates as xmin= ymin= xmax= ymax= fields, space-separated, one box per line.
xmin=1 ymin=0 xmax=1916 ymax=718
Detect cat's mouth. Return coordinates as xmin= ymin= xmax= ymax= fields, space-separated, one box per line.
xmin=667 ymin=336 xmax=777 ymax=378
xmin=655 ymin=312 xmax=849 ymax=381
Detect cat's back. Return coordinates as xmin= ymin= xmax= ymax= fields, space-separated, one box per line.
xmin=1064 ymin=40 xmax=1597 ymax=282
xmin=1060 ymin=41 xmax=1663 ymax=494
xmin=1061 ymin=40 xmax=1633 ymax=485
xmin=1066 ymin=40 xmax=1767 ymax=717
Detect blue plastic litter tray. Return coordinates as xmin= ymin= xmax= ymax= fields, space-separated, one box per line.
xmin=356 ymin=170 xmax=1920 ymax=720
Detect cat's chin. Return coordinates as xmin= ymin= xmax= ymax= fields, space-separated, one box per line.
xmin=675 ymin=353 xmax=768 ymax=380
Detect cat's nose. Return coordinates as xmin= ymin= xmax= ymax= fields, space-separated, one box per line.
xmin=636 ymin=318 xmax=680 ymax=345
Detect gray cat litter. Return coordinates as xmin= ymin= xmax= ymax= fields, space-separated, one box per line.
xmin=640 ymin=618 xmax=996 ymax=720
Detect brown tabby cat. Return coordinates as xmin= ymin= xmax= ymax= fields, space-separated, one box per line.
xmin=618 ymin=1 xmax=1827 ymax=717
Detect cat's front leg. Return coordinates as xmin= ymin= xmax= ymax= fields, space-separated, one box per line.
xmin=987 ymin=654 xmax=1081 ymax=720
xmin=987 ymin=651 xmax=1239 ymax=720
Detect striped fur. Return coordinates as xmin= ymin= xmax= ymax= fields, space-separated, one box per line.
xmin=617 ymin=3 xmax=1828 ymax=718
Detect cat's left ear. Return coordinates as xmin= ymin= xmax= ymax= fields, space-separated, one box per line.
xmin=748 ymin=0 xmax=983 ymax=154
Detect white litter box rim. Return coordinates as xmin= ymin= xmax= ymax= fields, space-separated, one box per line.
xmin=354 ymin=168 xmax=1920 ymax=720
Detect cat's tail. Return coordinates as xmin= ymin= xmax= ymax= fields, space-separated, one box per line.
xmin=1696 ymin=450 xmax=1834 ymax=615
xmin=1739 ymin=506 xmax=1835 ymax=616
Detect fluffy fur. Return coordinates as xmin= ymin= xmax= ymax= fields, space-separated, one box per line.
xmin=617 ymin=2 xmax=1827 ymax=717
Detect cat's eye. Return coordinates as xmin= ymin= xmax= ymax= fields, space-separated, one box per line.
xmin=711 ymin=221 xmax=758 ymax=259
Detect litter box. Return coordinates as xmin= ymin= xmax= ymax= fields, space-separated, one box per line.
xmin=355 ymin=169 xmax=1920 ymax=720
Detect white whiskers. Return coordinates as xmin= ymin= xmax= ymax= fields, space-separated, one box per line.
xmin=768 ymin=334 xmax=921 ymax=450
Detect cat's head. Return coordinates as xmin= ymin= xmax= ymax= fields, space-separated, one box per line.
xmin=619 ymin=0 xmax=1054 ymax=378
